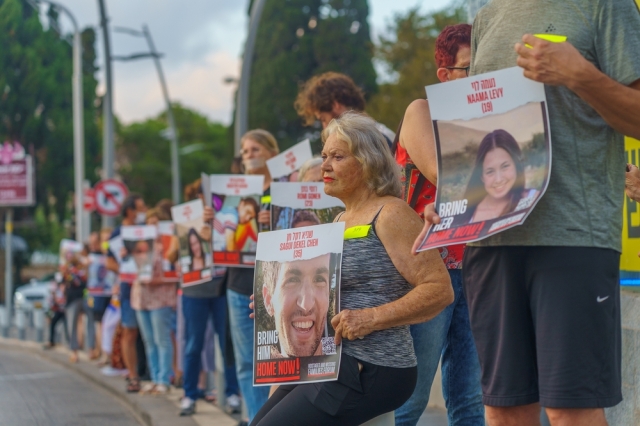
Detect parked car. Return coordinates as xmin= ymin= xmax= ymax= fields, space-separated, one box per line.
xmin=14 ymin=274 xmax=56 ymax=311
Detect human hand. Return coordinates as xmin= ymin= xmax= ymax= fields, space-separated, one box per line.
xmin=249 ymin=294 xmax=255 ymax=319
xmin=331 ymin=309 xmax=375 ymax=346
xmin=203 ymin=206 xmax=214 ymax=223
xmin=515 ymin=34 xmax=592 ymax=88
xmin=411 ymin=203 xmax=440 ymax=255
xmin=626 ymin=164 xmax=640 ymax=203
xmin=258 ymin=210 xmax=270 ymax=225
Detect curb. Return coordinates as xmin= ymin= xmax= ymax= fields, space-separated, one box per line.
xmin=0 ymin=338 xmax=235 ymax=426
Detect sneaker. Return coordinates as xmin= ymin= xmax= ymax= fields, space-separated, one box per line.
xmin=179 ymin=397 xmax=196 ymax=416
xmin=226 ymin=394 xmax=241 ymax=414
xmin=153 ymin=384 xmax=169 ymax=395
xmin=140 ymin=382 xmax=155 ymax=394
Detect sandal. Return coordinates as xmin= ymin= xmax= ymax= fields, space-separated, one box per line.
xmin=126 ymin=377 xmax=141 ymax=393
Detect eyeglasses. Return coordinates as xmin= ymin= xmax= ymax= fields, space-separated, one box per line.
xmin=445 ymin=66 xmax=470 ymax=76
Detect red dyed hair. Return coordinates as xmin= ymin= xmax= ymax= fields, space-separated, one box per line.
xmin=435 ymin=24 xmax=472 ymax=68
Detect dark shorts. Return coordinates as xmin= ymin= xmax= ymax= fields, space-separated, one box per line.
xmin=91 ymin=296 xmax=110 ymax=322
xmin=463 ymin=246 xmax=622 ymax=409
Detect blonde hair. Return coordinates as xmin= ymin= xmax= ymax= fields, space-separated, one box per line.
xmin=298 ymin=157 xmax=323 ymax=182
xmin=322 ymin=112 xmax=401 ymax=198
xmin=241 ymin=129 xmax=280 ymax=155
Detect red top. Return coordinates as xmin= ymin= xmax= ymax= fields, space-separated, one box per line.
xmin=396 ymin=143 xmax=465 ymax=269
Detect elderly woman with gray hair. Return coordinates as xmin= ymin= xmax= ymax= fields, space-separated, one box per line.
xmin=250 ymin=112 xmax=453 ymax=426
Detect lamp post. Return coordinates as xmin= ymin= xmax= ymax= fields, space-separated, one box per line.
xmin=235 ymin=0 xmax=268 ymax=154
xmin=38 ymin=1 xmax=86 ymax=242
xmin=113 ymin=26 xmax=181 ymax=204
xmin=97 ymin=0 xmax=115 ymax=228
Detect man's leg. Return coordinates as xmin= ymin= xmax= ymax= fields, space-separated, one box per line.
xmin=136 ymin=309 xmax=158 ymax=384
xmin=150 ymin=307 xmax=174 ymax=387
xmin=227 ymin=289 xmax=269 ymax=422
xmin=486 ymin=404 xmax=541 ymax=426
xmin=545 ymin=408 xmax=607 ymax=426
xmin=394 ymin=305 xmax=450 ymax=426
xmin=182 ymin=295 xmax=209 ymax=401
xmin=211 ymin=295 xmax=240 ymax=397
xmin=442 ymin=269 xmax=484 ymax=425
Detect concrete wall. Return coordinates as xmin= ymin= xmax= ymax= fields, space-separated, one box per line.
xmin=606 ymin=290 xmax=640 ymax=425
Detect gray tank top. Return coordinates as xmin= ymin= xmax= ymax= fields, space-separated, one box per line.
xmin=339 ymin=207 xmax=417 ymax=368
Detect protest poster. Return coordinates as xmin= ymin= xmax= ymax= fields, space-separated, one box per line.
xmin=210 ymin=174 xmax=264 ymax=267
xmin=415 ymin=66 xmax=551 ymax=251
xmin=266 ymin=139 xmax=313 ymax=182
xmin=253 ymin=222 xmax=345 ymax=386
xmin=271 ymin=182 xmax=345 ymax=230
xmin=87 ymin=254 xmax=116 ymax=296
xmin=157 ymin=221 xmax=179 ymax=282
xmin=59 ymin=239 xmax=84 ymax=269
xmin=171 ymin=199 xmax=214 ymax=286
xmin=120 ymin=225 xmax=157 ymax=283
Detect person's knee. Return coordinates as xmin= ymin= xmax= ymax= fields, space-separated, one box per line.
xmin=122 ymin=328 xmax=138 ymax=343
xmin=486 ymin=404 xmax=540 ymax=426
xmin=545 ymin=408 xmax=606 ymax=426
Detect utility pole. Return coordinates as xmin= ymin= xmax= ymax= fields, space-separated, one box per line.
xmin=235 ymin=0 xmax=268 ymax=154
xmin=112 ymin=26 xmax=181 ymax=204
xmin=98 ymin=0 xmax=115 ymax=227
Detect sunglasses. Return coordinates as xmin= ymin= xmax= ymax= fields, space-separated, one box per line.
xmin=445 ymin=66 xmax=470 ymax=77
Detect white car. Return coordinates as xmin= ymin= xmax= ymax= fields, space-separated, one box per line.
xmin=14 ymin=275 xmax=56 ymax=311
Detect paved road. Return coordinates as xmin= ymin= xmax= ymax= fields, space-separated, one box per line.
xmin=0 ymin=346 xmax=140 ymax=426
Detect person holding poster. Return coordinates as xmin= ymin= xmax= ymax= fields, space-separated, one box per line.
xmin=250 ymin=112 xmax=452 ymax=426
xmin=227 ymin=129 xmax=280 ymax=423
xmin=171 ymin=199 xmax=213 ymax=286
xmin=394 ymin=24 xmax=483 ymax=426
xmin=253 ymin=223 xmax=343 ymax=386
xmin=414 ymin=2 xmax=640 ymax=425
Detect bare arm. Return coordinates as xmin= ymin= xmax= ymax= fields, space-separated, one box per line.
xmin=516 ymin=34 xmax=640 ymax=139
xmin=333 ymin=200 xmax=453 ymax=343
xmin=400 ymin=99 xmax=439 ymax=184
xmin=106 ymin=256 xmax=119 ymax=273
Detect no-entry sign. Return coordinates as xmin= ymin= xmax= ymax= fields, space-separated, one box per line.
xmin=94 ymin=179 xmax=129 ymax=217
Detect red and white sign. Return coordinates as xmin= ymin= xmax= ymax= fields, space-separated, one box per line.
xmin=266 ymin=139 xmax=312 ymax=180
xmin=0 ymin=141 xmax=35 ymax=207
xmin=83 ymin=187 xmax=96 ymax=211
xmin=94 ymin=179 xmax=129 ymax=217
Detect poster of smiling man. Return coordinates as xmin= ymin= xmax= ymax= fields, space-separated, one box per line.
xmin=253 ymin=222 xmax=345 ymax=386
xmin=416 ymin=66 xmax=552 ymax=251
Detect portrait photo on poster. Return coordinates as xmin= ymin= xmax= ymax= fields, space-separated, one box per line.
xmin=171 ymin=199 xmax=213 ymax=287
xmin=253 ymin=222 xmax=345 ymax=386
xmin=121 ymin=225 xmax=157 ymax=283
xmin=417 ymin=67 xmax=552 ymax=251
xmin=270 ymin=182 xmax=345 ymax=231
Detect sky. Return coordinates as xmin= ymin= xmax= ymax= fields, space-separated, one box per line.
xmin=45 ymin=0 xmax=455 ymax=125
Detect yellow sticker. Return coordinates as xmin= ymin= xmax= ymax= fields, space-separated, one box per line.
xmin=526 ymin=34 xmax=567 ymax=48
xmin=261 ymin=195 xmax=271 ymax=204
xmin=344 ymin=225 xmax=371 ymax=240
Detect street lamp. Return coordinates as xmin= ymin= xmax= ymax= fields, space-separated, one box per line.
xmin=235 ymin=0 xmax=268 ymax=154
xmin=113 ymin=25 xmax=181 ymax=204
xmin=36 ymin=0 xmax=86 ymax=243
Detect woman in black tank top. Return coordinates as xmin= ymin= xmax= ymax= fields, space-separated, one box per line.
xmin=251 ymin=112 xmax=453 ymax=426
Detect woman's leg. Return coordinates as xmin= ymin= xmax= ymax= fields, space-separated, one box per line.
xmin=151 ymin=306 xmax=174 ymax=386
xmin=65 ymin=299 xmax=82 ymax=352
xmin=136 ymin=310 xmax=159 ymax=383
xmin=211 ymin=295 xmax=240 ymax=398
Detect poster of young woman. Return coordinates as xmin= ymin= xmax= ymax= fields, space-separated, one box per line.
xmin=266 ymin=139 xmax=313 ymax=182
xmin=120 ymin=225 xmax=157 ymax=283
xmin=157 ymin=221 xmax=179 ymax=282
xmin=87 ymin=253 xmax=116 ymax=297
xmin=210 ymin=174 xmax=264 ymax=267
xmin=253 ymin=222 xmax=345 ymax=386
xmin=416 ymin=66 xmax=552 ymax=251
xmin=270 ymin=182 xmax=345 ymax=230
xmin=171 ymin=199 xmax=214 ymax=286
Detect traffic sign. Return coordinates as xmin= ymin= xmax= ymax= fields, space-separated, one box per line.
xmin=94 ymin=179 xmax=128 ymax=217
xmin=83 ymin=187 xmax=96 ymax=211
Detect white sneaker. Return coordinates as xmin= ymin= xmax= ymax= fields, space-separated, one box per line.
xmin=179 ymin=397 xmax=196 ymax=416
xmin=153 ymin=384 xmax=169 ymax=395
xmin=140 ymin=382 xmax=155 ymax=394
xmin=226 ymin=394 xmax=241 ymax=414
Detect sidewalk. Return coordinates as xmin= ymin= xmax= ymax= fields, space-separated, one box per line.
xmin=0 ymin=337 xmax=237 ymax=426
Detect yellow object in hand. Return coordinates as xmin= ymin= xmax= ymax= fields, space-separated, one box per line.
xmin=525 ymin=34 xmax=567 ymax=48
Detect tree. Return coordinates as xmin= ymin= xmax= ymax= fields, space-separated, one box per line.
xmin=246 ymin=0 xmax=377 ymax=149
xmin=367 ymin=4 xmax=467 ymax=129
xmin=116 ymin=104 xmax=233 ymax=206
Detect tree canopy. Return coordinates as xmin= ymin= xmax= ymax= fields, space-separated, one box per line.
xmin=247 ymin=0 xmax=377 ymax=149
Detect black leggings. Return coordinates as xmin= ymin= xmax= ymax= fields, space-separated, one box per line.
xmin=251 ymin=355 xmax=417 ymax=426
xmin=49 ymin=311 xmax=68 ymax=345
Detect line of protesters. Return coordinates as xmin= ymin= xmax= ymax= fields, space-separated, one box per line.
xmin=49 ymin=4 xmax=640 ymax=425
